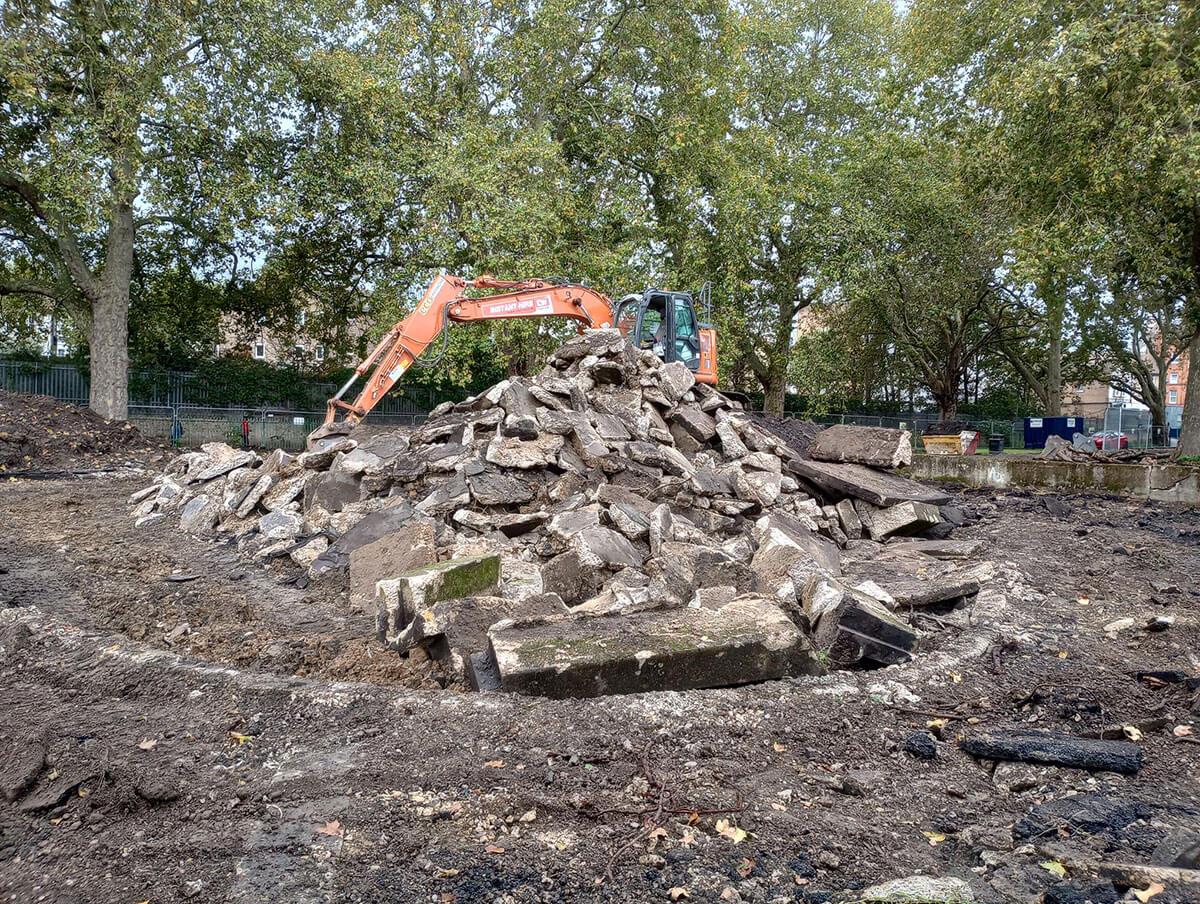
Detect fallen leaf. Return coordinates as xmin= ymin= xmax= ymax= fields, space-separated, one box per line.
xmin=228 ymin=731 xmax=252 ymax=745
xmin=680 ymin=828 xmax=697 ymax=847
xmin=1077 ymin=595 xmax=1090 ymax=605
xmin=518 ymin=809 xmax=537 ymax=823
xmin=772 ymin=741 xmax=787 ymax=753
xmin=647 ymin=826 xmax=669 ymax=851
xmin=483 ymin=759 xmax=505 ymax=769
xmin=435 ymin=867 xmax=460 ymax=879
xmin=668 ymin=888 xmax=689 ymax=901
xmin=1123 ymin=725 xmax=1144 ymax=741
xmin=77 ymin=787 xmax=89 ymax=798
xmin=138 ymin=739 xmax=158 ymax=751
xmin=1133 ymin=881 xmax=1165 ymax=902
xmin=926 ymin=718 xmax=948 ymax=731
xmin=715 ymin=819 xmax=747 ymax=844
xmin=1040 ymin=860 xmax=1068 ymax=879
xmin=922 ymin=831 xmax=945 ymax=846
xmin=736 ymin=857 xmax=756 ymax=878
xmin=317 ymin=820 xmax=343 ymax=837
xmin=1173 ymin=725 xmax=1194 ymax=738
xmin=948 ymin=671 xmax=962 ymax=684
xmin=1058 ymin=650 xmax=1069 ymax=659
xmin=485 ymin=844 xmax=506 ymax=855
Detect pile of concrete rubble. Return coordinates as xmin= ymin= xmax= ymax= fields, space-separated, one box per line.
xmin=130 ymin=329 xmax=991 ymax=698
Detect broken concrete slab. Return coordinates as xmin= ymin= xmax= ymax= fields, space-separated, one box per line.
xmin=178 ymin=494 xmax=220 ymax=533
xmin=863 ymin=501 xmax=942 ymax=540
xmin=377 ymin=553 xmax=502 ymax=647
xmin=487 ymin=595 xmax=823 ymax=698
xmin=802 ymin=577 xmax=919 ymax=667
xmin=786 ymin=458 xmax=951 ymax=506
xmin=259 ymin=510 xmax=304 ymax=542
xmin=484 ymin=433 xmax=565 ymax=469
xmin=836 ymin=498 xmax=863 ymax=540
xmin=750 ymin=513 xmax=841 ymax=599
xmin=808 ymin=424 xmax=913 ymax=469
xmin=308 ymin=503 xmax=416 ymax=578
xmin=306 ymin=470 xmax=362 ymax=514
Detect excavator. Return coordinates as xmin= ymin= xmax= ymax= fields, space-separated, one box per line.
xmin=310 ymin=273 xmax=718 ymax=444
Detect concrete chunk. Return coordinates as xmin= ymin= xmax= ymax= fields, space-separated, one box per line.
xmin=809 ymin=424 xmax=913 ymax=469
xmin=377 ymin=554 xmax=501 ymax=646
xmin=786 ymin=458 xmax=950 ymax=506
xmin=803 ymin=577 xmax=919 ymax=667
xmin=488 ymin=595 xmax=823 ymax=698
xmin=864 ymin=501 xmax=942 ymax=540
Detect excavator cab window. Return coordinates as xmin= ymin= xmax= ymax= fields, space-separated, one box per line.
xmin=638 ymin=295 xmax=668 ymax=356
xmin=671 ymin=295 xmax=701 ymax=370
xmin=614 ymin=297 xmax=639 ymax=338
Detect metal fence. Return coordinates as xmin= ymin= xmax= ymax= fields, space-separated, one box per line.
xmin=755 ymin=409 xmax=1176 ymax=452
xmin=130 ymin=405 xmax=429 ymax=452
xmin=0 ymin=357 xmax=445 ymax=415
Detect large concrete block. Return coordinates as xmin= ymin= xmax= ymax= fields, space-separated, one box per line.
xmin=864 ymin=501 xmax=941 ymax=540
xmin=377 ymin=553 xmax=502 ymax=646
xmin=808 ymin=424 xmax=913 ymax=469
xmin=488 ymin=595 xmax=824 ymax=698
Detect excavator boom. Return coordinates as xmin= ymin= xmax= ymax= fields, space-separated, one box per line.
xmin=315 ymin=274 xmax=615 ymax=439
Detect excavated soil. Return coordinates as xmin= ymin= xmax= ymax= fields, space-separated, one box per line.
xmin=2 ymin=476 xmax=1200 ymax=903
xmin=0 ymin=390 xmax=170 ymax=474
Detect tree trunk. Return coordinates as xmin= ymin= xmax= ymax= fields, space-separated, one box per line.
xmin=88 ymin=285 xmax=129 ymax=420
xmin=1178 ymin=331 xmax=1200 ymax=456
xmin=762 ymin=371 xmax=786 ymax=415
xmin=1043 ymin=276 xmax=1065 ymax=416
xmin=938 ymin=398 xmax=957 ymax=421
xmin=89 ymin=194 xmax=135 ymax=421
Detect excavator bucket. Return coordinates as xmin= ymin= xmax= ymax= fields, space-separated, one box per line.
xmin=307 ymin=419 xmax=355 ymax=449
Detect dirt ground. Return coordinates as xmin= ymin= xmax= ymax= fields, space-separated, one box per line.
xmin=2 ymin=475 xmax=1199 ymax=903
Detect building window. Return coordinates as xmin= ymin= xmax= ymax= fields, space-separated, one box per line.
xmin=1169 ymin=370 xmax=1180 ymax=384
xmin=293 ymin=343 xmax=305 ymax=356
xmin=315 ymin=344 xmax=326 ymax=361
xmin=55 ymin=344 xmax=68 ymax=357
xmin=298 ymin=310 xmax=307 ymax=327
xmin=1168 ymin=390 xmax=1179 ymax=405
xmin=253 ymin=341 xmax=266 ymax=360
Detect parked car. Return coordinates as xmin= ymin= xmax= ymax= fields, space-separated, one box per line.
xmin=1092 ymin=430 xmax=1129 ymax=450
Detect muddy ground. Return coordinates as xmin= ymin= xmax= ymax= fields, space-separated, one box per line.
xmin=2 ymin=475 xmax=1199 ymax=903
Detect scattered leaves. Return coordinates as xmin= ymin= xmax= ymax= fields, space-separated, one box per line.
xmin=715 ymin=819 xmax=748 ymax=844
xmin=1040 ymin=860 xmax=1068 ymax=879
xmin=1133 ymin=881 xmax=1165 ymax=902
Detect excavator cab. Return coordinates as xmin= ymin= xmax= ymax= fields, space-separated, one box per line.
xmin=613 ymin=289 xmax=719 ymax=385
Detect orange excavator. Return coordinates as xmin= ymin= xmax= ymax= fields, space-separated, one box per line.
xmin=311 ymin=273 xmax=718 ymax=443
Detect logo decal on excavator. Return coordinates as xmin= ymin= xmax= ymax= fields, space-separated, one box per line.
xmin=479 ymin=295 xmax=553 ymax=318
xmin=416 ymin=277 xmax=446 ymax=316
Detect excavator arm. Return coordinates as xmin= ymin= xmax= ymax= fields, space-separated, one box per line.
xmin=313 ymin=274 xmax=615 ymax=440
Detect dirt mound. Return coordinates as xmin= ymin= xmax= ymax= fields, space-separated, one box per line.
xmin=0 ymin=390 xmax=167 ymax=473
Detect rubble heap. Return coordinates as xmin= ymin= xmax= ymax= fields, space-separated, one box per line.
xmin=131 ymin=329 xmax=989 ymax=697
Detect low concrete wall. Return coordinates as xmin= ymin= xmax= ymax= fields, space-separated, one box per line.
xmin=907 ymin=454 xmax=1200 ymax=505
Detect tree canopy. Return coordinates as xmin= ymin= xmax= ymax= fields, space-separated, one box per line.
xmin=2 ymin=0 xmax=1198 ymax=448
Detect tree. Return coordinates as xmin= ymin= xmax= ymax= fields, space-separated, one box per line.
xmin=0 ymin=0 xmax=310 ymax=418
xmin=906 ymin=0 xmax=1200 ymax=449
xmin=839 ymin=135 xmax=1004 ymax=421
